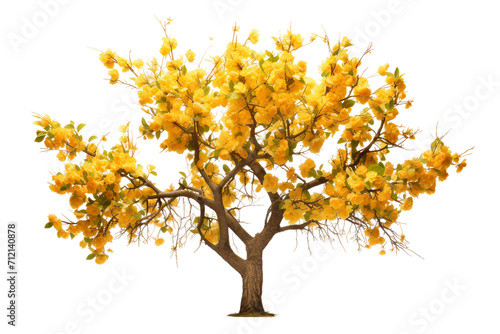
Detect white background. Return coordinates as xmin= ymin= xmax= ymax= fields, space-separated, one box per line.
xmin=1 ymin=0 xmax=499 ymax=333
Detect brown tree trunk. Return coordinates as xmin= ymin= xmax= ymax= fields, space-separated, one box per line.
xmin=239 ymin=257 xmax=265 ymax=315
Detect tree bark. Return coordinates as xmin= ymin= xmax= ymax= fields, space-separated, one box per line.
xmin=239 ymin=256 xmax=265 ymax=315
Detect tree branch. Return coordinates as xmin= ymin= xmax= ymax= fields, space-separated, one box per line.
xmin=350 ymin=117 xmax=386 ymax=167
xmin=149 ymin=189 xmax=215 ymax=209
xmin=303 ymin=176 xmax=329 ymax=191
xmin=196 ymin=200 xmax=246 ymax=274
xmin=278 ymin=221 xmax=315 ymax=232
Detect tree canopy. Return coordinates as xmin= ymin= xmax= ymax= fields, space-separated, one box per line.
xmin=35 ymin=22 xmax=468 ymax=279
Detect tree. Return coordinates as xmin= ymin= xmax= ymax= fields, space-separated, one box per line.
xmin=34 ymin=21 xmax=470 ymax=316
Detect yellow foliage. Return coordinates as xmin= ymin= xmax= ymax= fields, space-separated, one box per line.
xmin=34 ymin=24 xmax=469 ymax=263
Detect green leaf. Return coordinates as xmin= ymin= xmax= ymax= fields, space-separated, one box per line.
xmin=35 ymin=134 xmax=46 ymax=142
xmin=303 ymin=189 xmax=311 ymax=201
xmin=391 ymin=188 xmax=397 ymax=200
xmin=368 ymin=163 xmax=385 ymax=176
xmin=155 ymin=81 xmax=161 ymax=89
xmin=181 ymin=65 xmax=187 ymax=76
xmin=225 ymin=92 xmax=242 ymax=100
xmin=161 ymin=227 xmax=168 ymax=233
xmin=77 ymin=124 xmax=86 ymax=132
xmin=337 ymin=137 xmax=347 ymax=144
xmin=396 ymin=164 xmax=403 ymax=172
xmin=431 ymin=138 xmax=443 ymax=151
xmin=342 ymin=99 xmax=355 ymax=109
xmin=365 ymin=181 xmax=372 ymax=190
xmin=386 ymin=99 xmax=394 ymax=111
xmin=70 ymin=233 xmax=76 ymax=240
xmin=223 ymin=164 xmax=231 ymax=174
xmin=394 ymin=67 xmax=400 ymax=79
xmin=179 ymin=172 xmax=187 ymax=178
xmin=308 ymin=169 xmax=317 ymax=179
xmin=44 ymin=222 xmax=53 ymax=229
xmin=279 ymin=201 xmax=286 ymax=209
xmin=321 ymin=71 xmax=329 ymax=77
xmin=86 ymin=253 xmax=96 ymax=260
xmin=47 ymin=131 xmax=55 ymax=138
xmin=265 ymin=51 xmax=279 ymax=62
xmin=88 ymin=136 xmax=97 ymax=142
xmin=304 ymin=211 xmax=312 ymax=222
xmin=368 ymin=118 xmax=374 ymax=125
xmin=203 ymin=86 xmax=210 ymax=96
xmin=84 ymin=237 xmax=94 ymax=243
xmin=351 ymin=140 xmax=359 ymax=152
xmin=432 ymin=168 xmax=442 ymax=176
xmin=265 ymin=84 xmax=275 ymax=92
xmin=228 ymin=80 xmax=235 ymax=91
xmin=258 ymin=59 xmax=265 ymax=73
xmin=213 ymin=148 xmax=223 ymax=159
xmin=64 ymin=124 xmax=75 ymax=129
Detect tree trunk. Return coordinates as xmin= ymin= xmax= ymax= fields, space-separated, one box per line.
xmin=239 ymin=257 xmax=265 ymax=315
